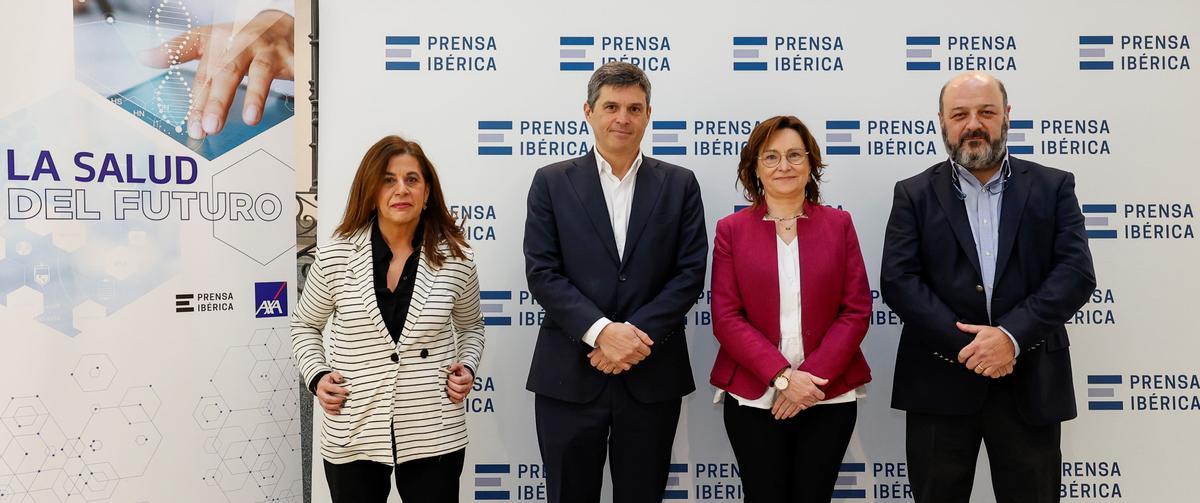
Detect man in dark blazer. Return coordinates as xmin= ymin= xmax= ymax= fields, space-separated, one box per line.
xmin=523 ymin=62 xmax=707 ymax=503
xmin=881 ymin=71 xmax=1096 ymax=503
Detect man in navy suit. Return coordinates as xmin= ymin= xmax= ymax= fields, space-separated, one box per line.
xmin=523 ymin=61 xmax=707 ymax=503
xmin=881 ymin=71 xmax=1096 ymax=502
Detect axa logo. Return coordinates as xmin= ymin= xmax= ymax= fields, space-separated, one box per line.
xmin=254 ymin=281 xmax=288 ymax=318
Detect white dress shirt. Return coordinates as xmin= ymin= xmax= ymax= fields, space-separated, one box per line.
xmin=716 ymin=234 xmax=861 ymax=408
xmin=581 ymin=150 xmax=644 ymax=347
xmin=952 ymin=156 xmax=1021 ymax=357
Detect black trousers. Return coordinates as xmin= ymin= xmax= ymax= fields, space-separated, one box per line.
xmin=535 ymin=378 xmax=682 ymax=503
xmin=722 ymin=397 xmax=857 ymax=503
xmin=323 ymin=448 xmax=465 ymax=503
xmin=906 ymin=379 xmax=1061 ymax=503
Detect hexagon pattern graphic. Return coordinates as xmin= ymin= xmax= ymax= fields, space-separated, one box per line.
xmin=196 ymin=326 xmax=301 ymax=502
xmin=0 ymin=387 xmax=156 ymax=502
xmin=0 ymin=332 xmax=300 ymax=501
xmin=70 ymin=354 xmax=118 ymax=393
xmin=0 ymin=218 xmax=180 ymax=337
xmin=211 ymin=150 xmax=296 ymax=266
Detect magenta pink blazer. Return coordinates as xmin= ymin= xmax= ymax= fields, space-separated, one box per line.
xmin=709 ymin=202 xmax=872 ymax=400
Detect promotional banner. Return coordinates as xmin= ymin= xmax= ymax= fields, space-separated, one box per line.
xmin=315 ymin=1 xmax=1197 ymax=501
xmin=1 ymin=1 xmax=300 ymax=501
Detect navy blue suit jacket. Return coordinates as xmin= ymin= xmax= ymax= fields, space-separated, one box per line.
xmin=523 ymin=150 xmax=708 ymax=404
xmin=881 ymin=156 xmax=1096 ymax=425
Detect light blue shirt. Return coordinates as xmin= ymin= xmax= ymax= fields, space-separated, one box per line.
xmin=952 ymin=155 xmax=1020 ymax=356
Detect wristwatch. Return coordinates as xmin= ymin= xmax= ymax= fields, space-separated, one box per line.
xmin=773 ymin=369 xmax=791 ymax=391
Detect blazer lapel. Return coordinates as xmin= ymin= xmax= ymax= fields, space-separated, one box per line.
xmin=748 ymin=205 xmax=782 ymax=344
xmin=349 ymin=225 xmax=393 ymax=344
xmin=995 ymin=158 xmax=1031 ymax=282
xmin=793 ymin=202 xmax=816 ymax=350
xmin=931 ymin=161 xmax=983 ymax=279
xmin=620 ymin=157 xmax=665 ymax=269
xmin=566 ymin=151 xmax=620 ymax=264
xmin=398 ymin=246 xmax=436 ymax=346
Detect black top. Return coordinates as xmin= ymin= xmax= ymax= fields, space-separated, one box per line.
xmin=308 ymin=220 xmax=422 ymax=395
xmin=371 ymin=219 xmax=423 ymax=344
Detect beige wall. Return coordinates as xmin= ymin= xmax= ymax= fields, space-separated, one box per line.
xmin=293 ymin=0 xmax=313 ymax=192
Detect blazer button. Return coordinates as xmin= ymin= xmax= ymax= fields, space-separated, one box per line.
xmin=618 ymin=274 xmax=627 ymax=282
xmin=390 ymin=353 xmax=399 ymax=363
xmin=975 ymin=285 xmax=984 ymax=293
xmin=420 ymin=348 xmax=429 ymax=359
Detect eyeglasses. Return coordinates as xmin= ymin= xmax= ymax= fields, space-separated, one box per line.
xmin=757 ymin=149 xmax=808 ymax=168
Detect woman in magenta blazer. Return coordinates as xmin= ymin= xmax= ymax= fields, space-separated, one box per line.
xmin=710 ymin=115 xmax=872 ymax=503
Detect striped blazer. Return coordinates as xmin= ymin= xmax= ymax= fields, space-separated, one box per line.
xmin=291 ymin=224 xmax=485 ymax=464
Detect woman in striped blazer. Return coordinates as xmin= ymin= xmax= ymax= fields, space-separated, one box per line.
xmin=291 ymin=135 xmax=486 ymax=503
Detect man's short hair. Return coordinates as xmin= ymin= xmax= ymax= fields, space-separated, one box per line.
xmin=586 ymin=62 xmax=652 ymax=109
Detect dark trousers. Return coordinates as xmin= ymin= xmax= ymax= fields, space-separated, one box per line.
xmin=323 ymin=448 xmax=465 ymax=503
xmin=722 ymin=397 xmax=857 ymax=503
xmin=906 ymin=380 xmax=1061 ymax=503
xmin=535 ymin=378 xmax=682 ymax=503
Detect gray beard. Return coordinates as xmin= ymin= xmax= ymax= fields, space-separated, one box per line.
xmin=945 ymin=126 xmax=1008 ymax=171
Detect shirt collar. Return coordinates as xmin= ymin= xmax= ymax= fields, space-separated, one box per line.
xmin=596 ymin=149 xmax=644 ymax=181
xmin=371 ymin=218 xmax=424 ymax=264
xmin=950 ymin=151 xmax=1010 ymax=190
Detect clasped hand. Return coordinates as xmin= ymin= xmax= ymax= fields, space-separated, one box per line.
xmin=771 ymin=370 xmax=829 ymax=420
xmin=587 ymin=322 xmax=653 ymax=374
xmin=956 ymin=322 xmax=1016 ymax=378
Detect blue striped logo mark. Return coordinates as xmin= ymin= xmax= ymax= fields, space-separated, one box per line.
xmin=732 ymin=36 xmax=769 ymax=71
xmin=385 ymin=36 xmax=421 ymax=71
xmin=832 ymin=463 xmax=867 ymax=499
xmin=1007 ymin=119 xmax=1035 ymax=155
xmin=825 ymin=120 xmax=861 ymax=155
xmin=477 ymin=121 xmax=513 ymax=156
xmin=1082 ymin=204 xmax=1119 ymax=239
xmin=474 ymin=464 xmax=511 ymax=500
xmin=733 ymin=61 xmax=769 ymax=71
xmin=652 ymin=120 xmax=688 ymax=156
xmin=560 ymin=36 xmax=596 ymax=71
xmin=906 ymin=36 xmax=941 ymax=71
xmin=480 ymin=290 xmax=513 ymax=326
xmin=1087 ymin=374 xmax=1124 ymax=410
xmin=1079 ymin=61 xmax=1115 ymax=71
xmin=906 ymin=36 xmax=941 ymax=45
xmin=386 ymin=36 xmax=420 ymax=45
xmin=1079 ymin=35 xmax=1115 ymax=71
xmin=733 ymin=36 xmax=769 ymax=46
xmin=663 ymin=463 xmax=688 ymax=499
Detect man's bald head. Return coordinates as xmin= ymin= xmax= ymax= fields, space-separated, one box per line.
xmin=939 ymin=72 xmax=1007 ymax=115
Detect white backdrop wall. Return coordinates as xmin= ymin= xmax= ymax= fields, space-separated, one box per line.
xmin=316 ymin=1 xmax=1199 ymax=501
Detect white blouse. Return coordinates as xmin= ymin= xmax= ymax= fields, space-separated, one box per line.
xmin=716 ymin=234 xmax=862 ymax=409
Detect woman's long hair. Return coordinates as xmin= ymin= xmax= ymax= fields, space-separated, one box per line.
xmin=335 ymin=135 xmax=468 ymax=267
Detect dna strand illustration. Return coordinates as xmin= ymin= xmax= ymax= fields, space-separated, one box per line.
xmin=150 ymin=0 xmax=194 ymax=134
